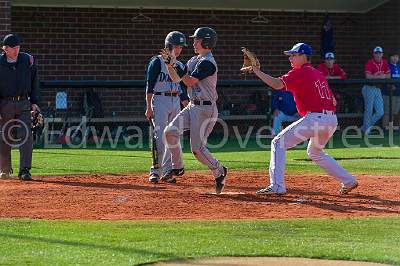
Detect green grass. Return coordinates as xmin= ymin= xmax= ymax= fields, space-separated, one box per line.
xmin=0 ymin=217 xmax=399 ymax=265
xmin=14 ymin=135 xmax=400 ymax=176
xmin=4 ymin=135 xmax=400 ymax=265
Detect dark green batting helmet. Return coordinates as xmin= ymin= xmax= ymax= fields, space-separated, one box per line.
xmin=190 ymin=27 xmax=217 ymax=49
xmin=165 ymin=31 xmax=187 ymax=50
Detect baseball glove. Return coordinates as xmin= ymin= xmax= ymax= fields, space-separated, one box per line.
xmin=240 ymin=47 xmax=259 ymax=73
xmin=160 ymin=48 xmax=176 ymax=66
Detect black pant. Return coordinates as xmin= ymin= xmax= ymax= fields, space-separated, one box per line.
xmin=0 ymin=99 xmax=33 ymax=173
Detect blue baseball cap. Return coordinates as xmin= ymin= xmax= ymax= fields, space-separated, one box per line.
xmin=325 ymin=52 xmax=335 ymax=59
xmin=373 ymin=46 xmax=383 ymax=53
xmin=284 ymin=43 xmax=313 ymax=56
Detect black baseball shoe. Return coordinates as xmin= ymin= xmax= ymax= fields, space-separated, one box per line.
xmin=160 ymin=168 xmax=184 ymax=183
xmin=215 ymin=166 xmax=227 ymax=194
xmin=18 ymin=168 xmax=32 ymax=181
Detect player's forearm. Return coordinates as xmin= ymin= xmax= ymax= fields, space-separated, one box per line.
xmin=165 ymin=65 xmax=198 ymax=87
xmin=181 ymin=75 xmax=199 ymax=87
xmin=366 ymin=73 xmax=389 ymax=79
xmin=166 ymin=64 xmax=182 ymax=83
xmin=253 ymin=68 xmax=284 ymax=90
xmin=146 ymin=93 xmax=153 ymax=109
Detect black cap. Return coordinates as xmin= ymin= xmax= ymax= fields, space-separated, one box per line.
xmin=2 ymin=34 xmax=21 ymax=47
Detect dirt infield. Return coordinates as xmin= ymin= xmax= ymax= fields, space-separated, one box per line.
xmin=0 ymin=171 xmax=399 ymax=220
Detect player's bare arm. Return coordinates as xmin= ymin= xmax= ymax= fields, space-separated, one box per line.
xmin=145 ymin=93 xmax=153 ymax=120
xmin=181 ymin=75 xmax=199 ymax=88
xmin=252 ymin=67 xmax=284 ymax=90
xmin=365 ymin=72 xmax=390 ymax=79
xmin=165 ymin=64 xmax=199 ymax=88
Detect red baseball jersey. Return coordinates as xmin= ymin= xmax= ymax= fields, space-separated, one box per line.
xmin=365 ymin=58 xmax=390 ymax=75
xmin=317 ymin=63 xmax=347 ymax=80
xmin=279 ymin=63 xmax=336 ymax=116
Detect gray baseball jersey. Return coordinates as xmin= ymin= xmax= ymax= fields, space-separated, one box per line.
xmin=186 ymin=52 xmax=218 ymax=102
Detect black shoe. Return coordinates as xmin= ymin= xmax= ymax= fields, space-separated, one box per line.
xmin=171 ymin=168 xmax=185 ymax=176
xmin=215 ymin=166 xmax=227 ymax=194
xmin=18 ymin=168 xmax=32 ymax=181
xmin=160 ymin=168 xmax=184 ymax=183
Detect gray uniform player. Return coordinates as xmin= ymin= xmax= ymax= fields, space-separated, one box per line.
xmin=145 ymin=31 xmax=189 ymax=183
xmin=163 ymin=27 xmax=227 ymax=194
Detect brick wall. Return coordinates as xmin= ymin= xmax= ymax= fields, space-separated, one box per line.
xmin=10 ymin=0 xmax=400 ymax=117
xmin=0 ymin=0 xmax=11 ymax=37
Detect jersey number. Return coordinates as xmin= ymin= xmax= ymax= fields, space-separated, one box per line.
xmin=315 ymin=80 xmax=331 ymax=99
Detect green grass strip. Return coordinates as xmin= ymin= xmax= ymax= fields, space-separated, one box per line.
xmin=0 ymin=217 xmax=399 ymax=265
xmin=16 ymin=145 xmax=400 ymax=176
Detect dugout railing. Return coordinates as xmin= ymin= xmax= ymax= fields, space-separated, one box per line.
xmin=40 ymin=79 xmax=400 ymax=135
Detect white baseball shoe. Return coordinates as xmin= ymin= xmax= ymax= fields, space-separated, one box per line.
xmin=0 ymin=171 xmax=13 ymax=180
xmin=256 ymin=186 xmax=286 ymax=195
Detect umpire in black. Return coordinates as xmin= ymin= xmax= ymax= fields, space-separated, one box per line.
xmin=0 ymin=34 xmax=39 ymax=180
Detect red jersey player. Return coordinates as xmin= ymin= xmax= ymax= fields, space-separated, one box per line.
xmin=251 ymin=43 xmax=358 ymax=195
xmin=317 ymin=52 xmax=347 ymax=80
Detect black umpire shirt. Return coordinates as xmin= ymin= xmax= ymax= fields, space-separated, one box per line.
xmin=0 ymin=52 xmax=39 ymax=104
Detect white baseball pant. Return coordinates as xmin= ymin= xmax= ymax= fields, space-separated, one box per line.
xmin=269 ymin=111 xmax=356 ymax=193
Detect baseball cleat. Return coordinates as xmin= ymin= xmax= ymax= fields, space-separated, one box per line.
xmin=18 ymin=168 xmax=32 ymax=181
xmin=148 ymin=174 xmax=159 ymax=184
xmin=215 ymin=166 xmax=227 ymax=194
xmin=160 ymin=168 xmax=184 ymax=183
xmin=0 ymin=172 xmax=12 ymax=180
xmin=160 ymin=175 xmax=176 ymax=183
xmin=256 ymin=186 xmax=285 ymax=195
xmin=339 ymin=181 xmax=358 ymax=195
xmin=171 ymin=168 xmax=185 ymax=176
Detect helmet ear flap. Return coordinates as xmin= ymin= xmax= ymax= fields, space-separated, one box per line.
xmin=201 ymin=39 xmax=211 ymax=49
xmin=165 ymin=43 xmax=173 ymax=51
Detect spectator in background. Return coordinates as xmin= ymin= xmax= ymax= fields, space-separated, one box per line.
xmin=271 ymin=90 xmax=300 ymax=137
xmin=382 ymin=52 xmax=400 ymax=128
xmin=317 ymin=52 xmax=347 ymax=113
xmin=317 ymin=52 xmax=347 ymax=80
xmin=361 ymin=46 xmax=391 ymax=135
xmin=217 ymin=90 xmax=233 ymax=116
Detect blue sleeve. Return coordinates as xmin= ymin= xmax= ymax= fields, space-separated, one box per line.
xmin=179 ymin=82 xmax=189 ymax=101
xmin=145 ymin=57 xmax=161 ymax=94
xmin=190 ymin=60 xmax=216 ymax=80
xmin=175 ymin=64 xmax=187 ymax=78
